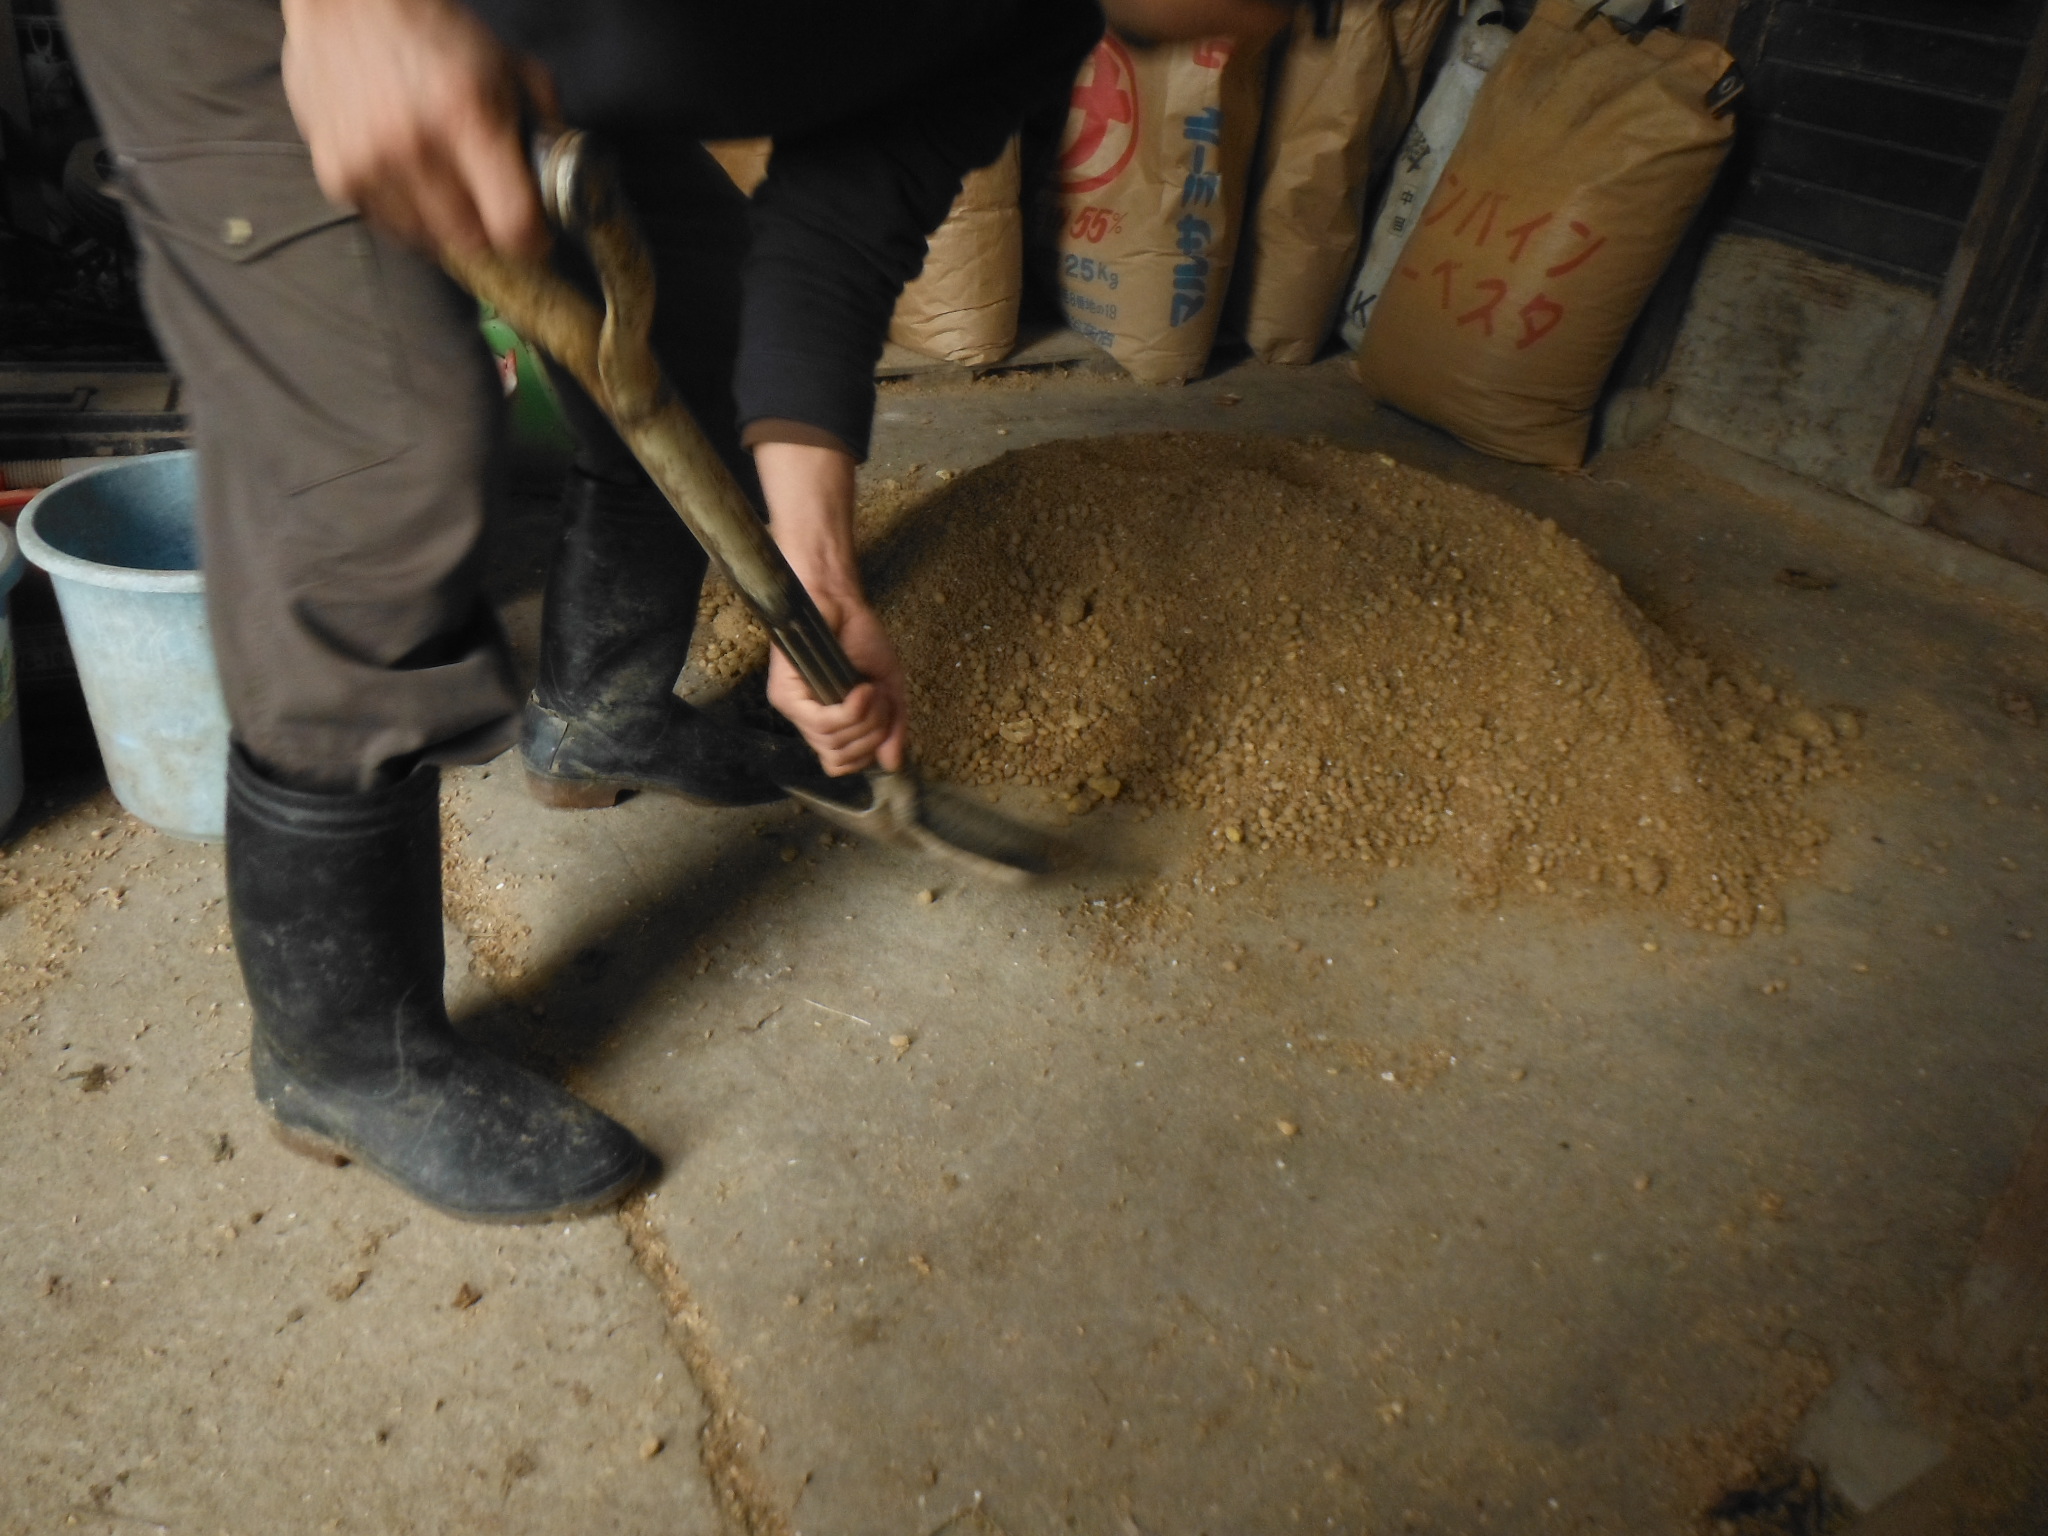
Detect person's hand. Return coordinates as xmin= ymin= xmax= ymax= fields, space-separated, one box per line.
xmin=755 ymin=442 xmax=909 ymax=776
xmin=768 ymin=590 xmax=908 ymax=777
xmin=279 ymin=0 xmax=552 ymax=259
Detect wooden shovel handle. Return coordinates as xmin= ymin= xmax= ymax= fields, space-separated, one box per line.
xmin=443 ymin=128 xmax=863 ymax=706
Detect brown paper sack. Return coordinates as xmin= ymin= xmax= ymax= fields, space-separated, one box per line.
xmin=1352 ymin=0 xmax=1734 ymax=466
xmin=1239 ymin=0 xmax=1451 ymax=365
xmin=1054 ymin=33 xmax=1266 ymax=384
xmin=1383 ymin=0 xmax=1457 ymax=140
xmin=889 ymin=139 xmax=1023 ymax=367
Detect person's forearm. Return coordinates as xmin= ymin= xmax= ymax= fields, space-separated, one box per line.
xmin=754 ymin=440 xmax=907 ymax=773
xmin=734 ymin=1 xmax=1101 ymax=462
xmin=756 ymin=441 xmax=862 ymax=610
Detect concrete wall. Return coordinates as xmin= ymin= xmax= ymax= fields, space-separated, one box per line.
xmin=1664 ymin=232 xmax=1935 ymax=522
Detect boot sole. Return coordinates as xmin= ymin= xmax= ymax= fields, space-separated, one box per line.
xmin=524 ymin=767 xmax=631 ymax=809
xmin=270 ymin=1119 xmax=653 ymax=1224
xmin=273 ymin=1120 xmax=354 ymax=1167
xmin=523 ymin=764 xmax=764 ymax=812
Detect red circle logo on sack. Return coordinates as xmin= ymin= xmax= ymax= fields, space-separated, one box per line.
xmin=1060 ymin=36 xmax=1140 ymax=194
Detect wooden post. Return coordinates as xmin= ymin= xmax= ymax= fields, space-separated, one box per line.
xmin=1873 ymin=4 xmax=2048 ymax=488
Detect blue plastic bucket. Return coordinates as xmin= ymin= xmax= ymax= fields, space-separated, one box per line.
xmin=0 ymin=523 xmax=23 ymax=832
xmin=17 ymin=453 xmax=229 ymax=841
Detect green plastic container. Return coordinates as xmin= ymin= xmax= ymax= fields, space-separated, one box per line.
xmin=479 ymin=305 xmax=573 ymax=454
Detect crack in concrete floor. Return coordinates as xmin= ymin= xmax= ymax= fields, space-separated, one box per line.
xmin=619 ymin=1197 xmax=795 ymax=1536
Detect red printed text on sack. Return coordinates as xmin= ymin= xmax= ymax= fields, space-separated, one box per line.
xmin=1397 ymin=174 xmax=1609 ymax=350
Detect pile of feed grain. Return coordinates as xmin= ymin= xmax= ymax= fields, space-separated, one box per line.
xmin=702 ymin=434 xmax=1847 ymax=936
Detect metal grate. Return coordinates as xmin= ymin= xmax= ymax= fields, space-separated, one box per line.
xmin=1725 ymin=0 xmax=2045 ymax=286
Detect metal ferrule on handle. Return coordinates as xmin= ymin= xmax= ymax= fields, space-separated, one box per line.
xmin=446 ymin=128 xmax=863 ymax=708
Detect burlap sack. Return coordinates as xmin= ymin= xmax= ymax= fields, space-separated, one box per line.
xmin=889 ymin=138 xmax=1023 ymax=366
xmin=1237 ymin=0 xmax=1451 ymax=364
xmin=1054 ymin=33 xmax=1266 ymax=384
xmin=1353 ymin=0 xmax=1734 ymax=466
xmin=705 ymin=136 xmax=1024 ymax=368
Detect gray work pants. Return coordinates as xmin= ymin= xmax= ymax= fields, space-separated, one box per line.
xmin=62 ymin=0 xmax=752 ymax=789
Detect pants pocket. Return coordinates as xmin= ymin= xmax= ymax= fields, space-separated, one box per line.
xmin=118 ymin=141 xmax=425 ymax=495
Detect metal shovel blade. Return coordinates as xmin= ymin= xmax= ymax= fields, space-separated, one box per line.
xmin=786 ymin=769 xmax=1069 ymax=885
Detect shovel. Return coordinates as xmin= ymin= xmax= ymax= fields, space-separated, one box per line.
xmin=442 ymin=128 xmax=1064 ymax=883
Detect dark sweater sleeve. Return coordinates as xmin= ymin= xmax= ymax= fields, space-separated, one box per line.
xmin=734 ymin=3 xmax=1102 ymax=460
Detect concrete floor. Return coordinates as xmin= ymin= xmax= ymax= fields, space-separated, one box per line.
xmin=4 ymin=359 xmax=2045 ymax=1535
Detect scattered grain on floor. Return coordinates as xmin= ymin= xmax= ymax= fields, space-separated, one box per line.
xmin=440 ymin=791 xmax=532 ymax=988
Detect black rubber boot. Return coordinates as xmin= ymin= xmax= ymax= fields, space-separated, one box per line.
xmin=227 ymin=748 xmax=651 ymax=1221
xmin=521 ymin=470 xmax=821 ymax=808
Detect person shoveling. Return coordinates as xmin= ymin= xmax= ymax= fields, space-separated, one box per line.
xmin=63 ymin=0 xmax=1294 ymax=1221
xmin=447 ymin=126 xmax=1069 ymax=887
